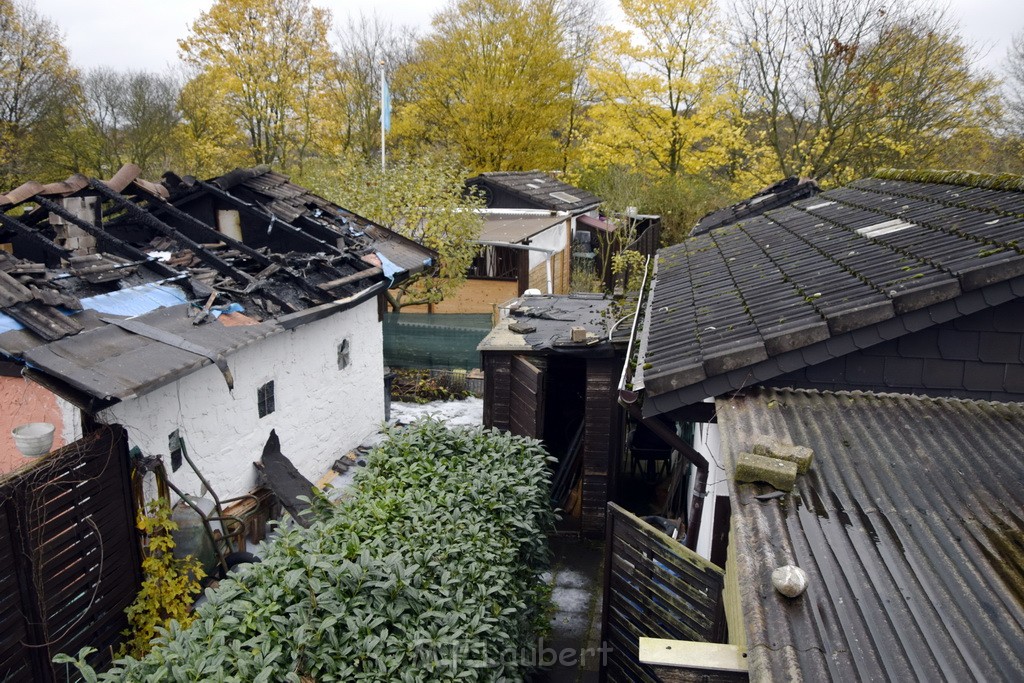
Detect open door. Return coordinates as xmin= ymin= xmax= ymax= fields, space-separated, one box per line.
xmin=509 ymin=354 xmax=545 ymax=439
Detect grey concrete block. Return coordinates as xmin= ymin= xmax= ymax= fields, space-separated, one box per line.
xmin=751 ymin=439 xmax=814 ymax=474
xmin=735 ymin=451 xmax=798 ymax=492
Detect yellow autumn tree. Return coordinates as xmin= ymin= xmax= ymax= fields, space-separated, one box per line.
xmin=398 ymin=0 xmax=574 ymax=172
xmin=178 ymin=0 xmax=334 ymax=173
xmin=0 ymin=0 xmax=78 ymax=187
xmin=175 ymin=69 xmax=249 ymax=177
xmin=583 ymin=0 xmax=750 ymax=179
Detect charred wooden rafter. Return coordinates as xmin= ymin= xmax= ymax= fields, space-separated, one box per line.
xmin=31 ymin=196 xmax=179 ymax=279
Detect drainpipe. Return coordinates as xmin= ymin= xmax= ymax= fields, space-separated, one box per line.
xmin=616 ymin=254 xmax=709 ymax=551
xmin=477 ymin=240 xmax=559 ymax=294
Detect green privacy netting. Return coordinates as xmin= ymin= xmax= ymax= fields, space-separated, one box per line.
xmin=383 ymin=312 xmax=492 ymax=370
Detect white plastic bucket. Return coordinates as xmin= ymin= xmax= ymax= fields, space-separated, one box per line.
xmin=11 ymin=422 xmax=55 ymax=457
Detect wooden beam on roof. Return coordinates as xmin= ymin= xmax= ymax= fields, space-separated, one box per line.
xmin=134 ymin=188 xmax=337 ymax=305
xmin=0 ymin=210 xmax=70 ymax=260
xmin=32 ymin=195 xmax=179 ymax=279
xmin=87 ymin=179 xmax=256 ymax=288
xmin=194 ymin=180 xmax=343 ymax=255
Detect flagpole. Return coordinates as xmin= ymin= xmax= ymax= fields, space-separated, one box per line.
xmin=380 ymin=61 xmax=386 ymax=173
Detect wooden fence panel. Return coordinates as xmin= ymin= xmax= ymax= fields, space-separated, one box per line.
xmin=0 ymin=425 xmax=140 ymax=682
xmin=602 ymin=503 xmax=726 ymax=683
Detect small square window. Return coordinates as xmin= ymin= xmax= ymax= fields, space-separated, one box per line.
xmin=338 ymin=339 xmax=350 ymax=370
xmin=257 ymin=380 xmax=275 ymax=418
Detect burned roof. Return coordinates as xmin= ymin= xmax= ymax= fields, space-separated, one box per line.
xmin=466 ymin=171 xmax=601 ymax=213
xmin=717 ymin=387 xmax=1024 ymax=682
xmin=637 ymin=170 xmax=1024 ymax=416
xmin=691 ymin=177 xmax=820 ymax=236
xmin=478 ymin=293 xmax=631 ymax=356
xmin=0 ymin=164 xmax=433 ymax=405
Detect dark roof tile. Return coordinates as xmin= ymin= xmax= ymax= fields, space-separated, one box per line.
xmin=638 ymin=172 xmax=1024 ymax=408
xmin=466 ymin=171 xmax=600 ymax=213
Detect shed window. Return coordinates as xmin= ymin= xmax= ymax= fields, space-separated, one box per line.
xmin=257 ymin=380 xmax=275 ymax=418
xmin=169 ymin=430 xmax=183 ymax=472
xmin=338 ymin=339 xmax=351 ymax=369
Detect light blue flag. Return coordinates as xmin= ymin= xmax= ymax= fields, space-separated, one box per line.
xmin=380 ymin=75 xmax=392 ymax=134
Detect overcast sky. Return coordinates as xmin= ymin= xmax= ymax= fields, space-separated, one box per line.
xmin=32 ymin=0 xmax=1024 ymax=77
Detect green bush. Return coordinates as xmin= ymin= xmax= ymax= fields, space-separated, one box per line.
xmin=60 ymin=420 xmax=555 ymax=682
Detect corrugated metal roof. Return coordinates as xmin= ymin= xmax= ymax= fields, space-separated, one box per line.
xmin=639 ymin=174 xmax=1024 ymax=412
xmin=717 ymin=388 xmax=1024 ymax=682
xmin=78 ymin=281 xmax=188 ymax=317
xmin=478 ymin=212 xmax=566 ymax=244
xmin=467 ymin=171 xmax=601 ymax=213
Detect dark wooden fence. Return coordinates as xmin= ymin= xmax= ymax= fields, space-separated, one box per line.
xmin=0 ymin=425 xmax=140 ymax=681
xmin=601 ymin=503 xmax=726 ymax=682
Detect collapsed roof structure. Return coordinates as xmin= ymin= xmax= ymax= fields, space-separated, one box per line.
xmin=0 ymin=164 xmax=433 ymax=411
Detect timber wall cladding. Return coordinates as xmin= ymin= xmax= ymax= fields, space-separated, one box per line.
xmin=509 ymin=355 xmax=545 ymax=438
xmin=602 ymin=503 xmax=726 ymax=683
xmin=0 ymin=425 xmax=141 ymax=682
xmin=582 ymin=358 xmax=617 ymax=534
xmin=483 ymin=353 xmax=512 ymax=430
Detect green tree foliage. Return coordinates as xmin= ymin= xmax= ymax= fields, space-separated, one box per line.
xmin=178 ymin=0 xmax=334 ymax=172
xmin=578 ymin=164 xmax=738 ymax=244
xmin=399 ymin=0 xmax=574 ymax=172
xmin=60 ymin=420 xmax=555 ymax=681
xmin=302 ymin=154 xmax=484 ymax=311
xmin=0 ymin=0 xmax=77 ymax=187
xmin=734 ymin=0 xmax=998 ymax=183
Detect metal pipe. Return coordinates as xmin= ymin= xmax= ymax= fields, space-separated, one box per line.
xmin=476 ymin=240 xmax=561 ymax=294
xmin=616 ymin=255 xmax=652 ymax=392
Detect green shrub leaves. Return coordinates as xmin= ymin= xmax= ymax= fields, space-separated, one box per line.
xmin=68 ymin=419 xmax=555 ymax=682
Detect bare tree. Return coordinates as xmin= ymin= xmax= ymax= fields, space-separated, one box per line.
xmin=554 ymin=0 xmax=602 ymax=173
xmin=734 ymin=0 xmax=996 ymax=182
xmin=327 ymin=12 xmax=418 ymax=162
xmin=1008 ymin=29 xmax=1024 ymax=135
xmin=70 ymin=68 xmax=180 ymax=178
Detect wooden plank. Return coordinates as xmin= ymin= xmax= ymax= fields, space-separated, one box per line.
xmin=510 ymin=355 xmax=544 ymax=438
xmin=639 ymin=638 xmax=748 ymax=672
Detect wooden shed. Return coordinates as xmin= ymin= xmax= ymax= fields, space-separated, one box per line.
xmin=478 ymin=293 xmax=630 ymax=535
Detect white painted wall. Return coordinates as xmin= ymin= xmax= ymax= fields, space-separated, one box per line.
xmin=527 ymin=221 xmax=569 ymax=271
xmin=689 ymin=421 xmax=724 ymax=561
xmin=98 ymin=299 xmax=385 ymax=501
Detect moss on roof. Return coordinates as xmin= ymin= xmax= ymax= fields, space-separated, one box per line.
xmin=875 ymin=168 xmax=1024 ymax=193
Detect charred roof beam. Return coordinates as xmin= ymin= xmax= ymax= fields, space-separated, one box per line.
xmin=0 ymin=210 xmax=71 ymax=262
xmin=194 ymin=180 xmax=344 ymax=256
xmin=138 ymin=190 xmax=336 ymax=305
xmin=32 ymin=195 xmax=179 ymax=279
xmin=87 ymin=179 xmax=256 ymax=289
